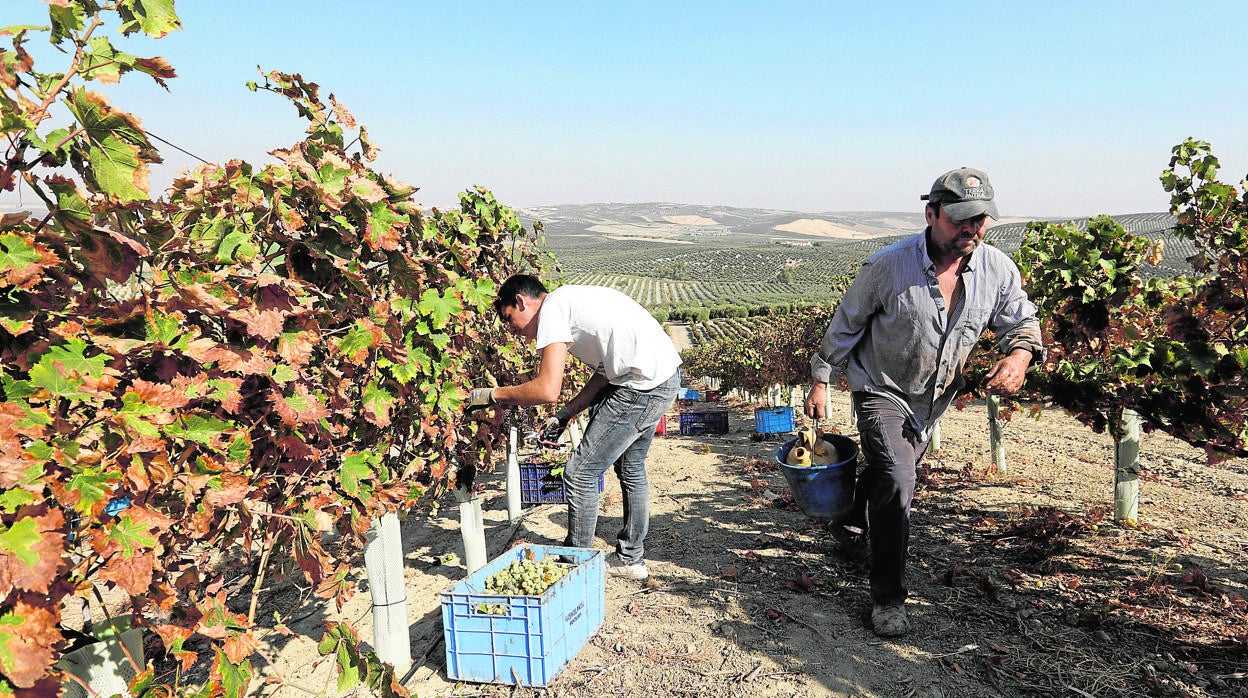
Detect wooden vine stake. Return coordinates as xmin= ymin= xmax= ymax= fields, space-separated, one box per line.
xmin=1114 ymin=408 xmax=1141 ymax=525
xmin=987 ymin=395 xmax=1006 ymax=475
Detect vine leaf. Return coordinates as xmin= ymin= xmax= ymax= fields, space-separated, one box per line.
xmin=0 ymin=233 xmax=55 ymax=288
xmin=117 ymin=0 xmax=183 ymax=38
xmin=213 ymin=648 xmax=254 ymax=698
xmin=67 ymin=89 xmax=153 ymax=202
xmin=97 ymin=548 xmax=154 ymax=595
xmin=0 ymin=509 xmax=63 ymax=594
xmin=340 ymin=452 xmax=377 ymax=498
xmin=0 ymin=600 xmax=60 ymax=688
xmin=108 ymin=513 xmax=159 ymax=556
xmin=417 ymin=288 xmax=461 ymax=330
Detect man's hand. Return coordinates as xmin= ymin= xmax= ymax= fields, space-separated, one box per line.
xmin=984 ymin=349 xmax=1032 ymax=395
xmin=804 ymin=382 xmax=829 ymax=420
xmin=465 ymin=387 xmax=495 ymax=411
xmin=538 ymin=407 xmax=574 ymax=446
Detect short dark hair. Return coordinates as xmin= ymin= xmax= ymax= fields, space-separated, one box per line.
xmin=494 ymin=274 xmax=548 ymax=314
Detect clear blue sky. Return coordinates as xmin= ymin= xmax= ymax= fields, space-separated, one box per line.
xmin=6 ymin=1 xmax=1248 ymax=218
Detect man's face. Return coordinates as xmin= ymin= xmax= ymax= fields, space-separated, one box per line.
xmin=926 ymin=206 xmax=989 ymax=261
xmin=499 ymin=294 xmax=540 ymax=342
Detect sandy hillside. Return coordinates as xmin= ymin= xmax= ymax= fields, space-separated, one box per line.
xmin=773 ymin=219 xmax=879 ymax=239
xmin=664 ymin=215 xmax=719 ymax=226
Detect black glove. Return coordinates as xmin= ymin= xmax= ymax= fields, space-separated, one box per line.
xmin=539 ymin=407 xmax=574 ymax=446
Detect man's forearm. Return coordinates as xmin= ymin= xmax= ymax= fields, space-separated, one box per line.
xmin=494 ymin=378 xmax=560 ymax=406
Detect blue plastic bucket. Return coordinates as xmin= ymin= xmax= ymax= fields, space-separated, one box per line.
xmin=774 ymin=434 xmax=858 ymax=521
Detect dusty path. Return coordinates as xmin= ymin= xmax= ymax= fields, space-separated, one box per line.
xmin=667 ymin=323 xmax=692 ymax=352
xmin=252 ymin=390 xmax=1248 ymax=698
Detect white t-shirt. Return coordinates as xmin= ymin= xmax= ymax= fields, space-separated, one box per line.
xmin=535 ymin=285 xmax=682 ymax=390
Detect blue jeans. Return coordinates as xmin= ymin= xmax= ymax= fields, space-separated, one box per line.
xmin=847 ymin=392 xmax=931 ymax=606
xmin=563 ymin=372 xmax=680 ymax=564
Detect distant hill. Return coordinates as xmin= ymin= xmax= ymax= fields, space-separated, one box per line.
xmin=521 ymin=203 xmax=1187 ymax=268
xmin=533 ymin=206 xmax=1188 ymax=315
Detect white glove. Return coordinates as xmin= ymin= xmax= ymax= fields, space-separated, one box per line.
xmin=465 ymin=387 xmax=495 ymax=410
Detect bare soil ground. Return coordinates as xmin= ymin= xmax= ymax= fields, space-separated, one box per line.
xmin=250 ymin=389 xmax=1248 ymax=698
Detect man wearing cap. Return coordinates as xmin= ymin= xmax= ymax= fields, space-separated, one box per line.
xmin=803 ymin=167 xmax=1044 ymax=637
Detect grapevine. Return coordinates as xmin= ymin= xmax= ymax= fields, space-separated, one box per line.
xmin=0 ymin=2 xmax=547 ymax=694
xmin=1012 ymin=139 xmax=1248 ymax=462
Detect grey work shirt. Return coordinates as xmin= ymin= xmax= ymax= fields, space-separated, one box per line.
xmin=810 ymin=230 xmax=1044 ymax=438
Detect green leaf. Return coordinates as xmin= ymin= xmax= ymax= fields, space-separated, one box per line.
xmin=146 ymin=311 xmax=185 ymax=347
xmin=316 ymin=155 xmax=351 ymax=195
xmin=270 ymin=364 xmax=296 ymax=384
xmin=28 ymin=362 xmax=87 ymax=399
xmin=80 ymin=36 xmax=129 ymax=83
xmin=67 ymin=88 xmax=151 ymax=202
xmin=119 ymin=392 xmax=163 ymax=438
xmin=213 ymin=649 xmax=253 ymax=698
xmin=118 ymin=0 xmax=182 ymax=38
xmin=338 ymin=322 xmax=375 ymax=360
xmin=336 ymin=644 xmax=361 ymax=693
xmin=1 ymin=374 xmax=34 ymax=400
xmin=417 ymin=288 xmax=461 ymax=330
xmin=0 ymin=488 xmax=36 ymax=512
xmin=47 ymin=178 xmax=93 ymax=229
xmin=0 ymin=234 xmax=41 ymax=273
xmin=166 ymin=414 xmax=233 ymax=447
xmin=362 ymin=382 xmax=393 ymax=424
xmin=206 ymin=379 xmax=239 ymax=403
xmin=365 ymin=201 xmax=407 ymax=248
xmin=217 ymin=229 xmax=258 ymax=262
xmin=42 ymin=338 xmax=108 ymax=379
xmin=316 ymin=632 xmax=338 ymax=656
xmin=462 ymin=277 xmax=496 ymax=309
xmin=435 ymin=388 xmax=461 ymax=414
xmin=109 ymin=514 xmax=158 ymax=556
xmin=47 ymin=5 xmax=86 ymax=43
xmin=391 ymin=340 xmax=430 ymax=383
xmin=227 ymin=434 xmax=252 ymax=465
xmin=0 ymin=101 xmax=34 ymax=137
xmin=340 ymin=451 xmax=377 ymax=497
xmin=66 ymin=469 xmax=114 ymax=515
xmin=0 ymin=518 xmax=42 ymax=567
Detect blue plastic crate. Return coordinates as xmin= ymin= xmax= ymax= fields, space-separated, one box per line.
xmin=679 ymin=409 xmax=729 ymax=435
xmin=519 ymin=460 xmax=605 ymax=505
xmin=754 ymin=406 xmax=795 ymax=434
xmin=441 ymin=545 xmax=605 ymax=686
xmin=679 ymin=388 xmax=700 ymax=401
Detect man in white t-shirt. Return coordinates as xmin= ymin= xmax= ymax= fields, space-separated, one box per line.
xmin=467 ymin=274 xmax=682 ymax=580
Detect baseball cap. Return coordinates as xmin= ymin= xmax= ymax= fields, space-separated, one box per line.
xmin=920 ymin=167 xmax=998 ymax=221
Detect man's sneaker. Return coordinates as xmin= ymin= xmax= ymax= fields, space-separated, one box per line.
xmin=605 ymin=552 xmax=649 ymax=580
xmin=871 ymin=602 xmax=910 ymax=638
